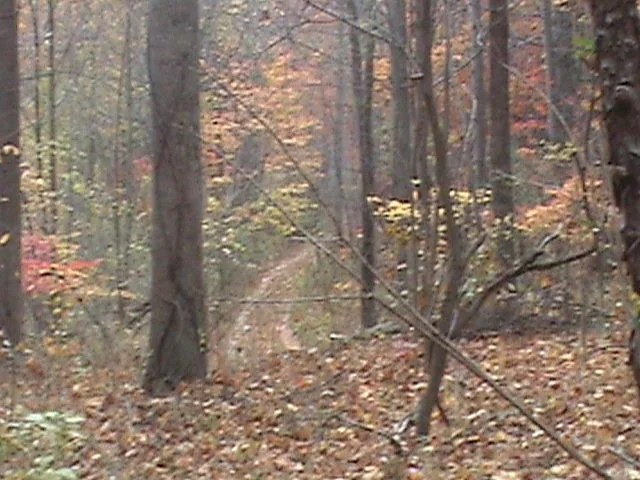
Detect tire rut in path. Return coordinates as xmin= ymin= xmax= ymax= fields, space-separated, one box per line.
xmin=224 ymin=245 xmax=312 ymax=367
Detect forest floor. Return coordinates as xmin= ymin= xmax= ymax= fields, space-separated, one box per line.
xmin=2 ymin=245 xmax=640 ymax=479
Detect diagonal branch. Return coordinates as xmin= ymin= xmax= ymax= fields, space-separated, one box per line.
xmin=233 ymin=166 xmax=612 ymax=479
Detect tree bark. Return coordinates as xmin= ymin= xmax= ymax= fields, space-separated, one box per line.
xmin=469 ymin=0 xmax=487 ymax=187
xmin=489 ymin=0 xmax=515 ymax=266
xmin=587 ymin=0 xmax=640 ymax=397
xmin=347 ymin=0 xmax=377 ymax=328
xmin=331 ymin=22 xmax=348 ymax=239
xmin=414 ymin=0 xmax=465 ymax=436
xmin=542 ymin=0 xmax=577 ymax=143
xmin=0 ymin=0 xmax=24 ymax=345
xmin=413 ymin=0 xmax=434 ymax=315
xmin=27 ymin=0 xmax=43 ymax=181
xmin=47 ymin=0 xmax=57 ymax=234
xmin=144 ymin=0 xmax=207 ymax=395
xmin=387 ymin=0 xmax=411 ymax=202
xmin=387 ymin=0 xmax=412 ymax=290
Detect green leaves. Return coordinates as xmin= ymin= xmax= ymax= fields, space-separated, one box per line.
xmin=1 ymin=411 xmax=85 ymax=479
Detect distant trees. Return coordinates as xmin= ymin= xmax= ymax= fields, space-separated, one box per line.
xmin=144 ymin=0 xmax=207 ymax=395
xmin=0 ymin=0 xmax=24 ymax=344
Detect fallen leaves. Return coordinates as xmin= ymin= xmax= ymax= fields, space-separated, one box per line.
xmin=3 ymin=249 xmax=640 ymax=479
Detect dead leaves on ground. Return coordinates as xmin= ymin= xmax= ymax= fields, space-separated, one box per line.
xmin=2 ymin=326 xmax=640 ymax=479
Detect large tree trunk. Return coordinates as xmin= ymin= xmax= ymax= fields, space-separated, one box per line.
xmin=144 ymin=0 xmax=207 ymax=395
xmin=489 ymin=0 xmax=515 ymax=266
xmin=347 ymin=0 xmax=377 ymax=329
xmin=0 ymin=0 xmax=24 ymax=345
xmin=587 ymin=0 xmax=640 ymax=397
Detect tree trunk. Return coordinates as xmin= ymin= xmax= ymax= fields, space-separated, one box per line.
xmin=387 ymin=0 xmax=412 ymax=290
xmin=414 ymin=0 xmax=464 ymax=437
xmin=28 ymin=0 xmax=43 ymax=181
xmin=144 ymin=0 xmax=207 ymax=395
xmin=230 ymin=133 xmax=264 ymax=207
xmin=331 ymin=22 xmax=348 ymax=239
xmin=112 ymin=4 xmax=130 ymax=323
xmin=413 ymin=0 xmax=434 ymax=315
xmin=469 ymin=0 xmax=487 ymax=187
xmin=347 ymin=0 xmax=377 ymax=329
xmin=47 ymin=0 xmax=57 ymax=234
xmin=489 ymin=0 xmax=515 ymax=266
xmin=121 ymin=0 xmax=138 ymax=312
xmin=0 ymin=0 xmax=24 ymax=345
xmin=542 ymin=0 xmax=577 ymax=143
xmin=587 ymin=0 xmax=640 ymax=397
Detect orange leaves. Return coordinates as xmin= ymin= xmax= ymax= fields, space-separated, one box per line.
xmin=517 ymin=174 xmax=604 ymax=237
xmin=25 ymin=356 xmax=45 ymax=379
xmin=22 ymin=234 xmax=103 ymax=307
xmin=4 ymin=307 xmax=640 ymax=478
xmin=202 ymin=49 xmax=324 ymax=187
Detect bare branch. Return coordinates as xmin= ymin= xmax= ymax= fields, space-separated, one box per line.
xmin=233 ymin=166 xmax=613 ymax=479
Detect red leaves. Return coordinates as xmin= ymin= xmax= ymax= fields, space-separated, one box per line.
xmin=22 ymin=234 xmax=102 ymax=296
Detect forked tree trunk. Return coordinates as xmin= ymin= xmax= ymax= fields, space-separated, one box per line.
xmin=415 ymin=0 xmax=465 ymax=436
xmin=0 ymin=0 xmax=24 ymax=345
xmin=587 ymin=0 xmax=640 ymax=396
xmin=144 ymin=0 xmax=207 ymax=395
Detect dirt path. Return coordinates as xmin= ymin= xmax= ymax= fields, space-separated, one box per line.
xmin=223 ymin=244 xmax=313 ymax=367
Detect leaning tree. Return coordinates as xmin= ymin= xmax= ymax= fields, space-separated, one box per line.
xmin=588 ymin=0 xmax=640 ymax=392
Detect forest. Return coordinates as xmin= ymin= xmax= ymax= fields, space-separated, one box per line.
xmin=1 ymin=0 xmax=640 ymax=478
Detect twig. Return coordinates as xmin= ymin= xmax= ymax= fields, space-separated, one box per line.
xmin=212 ymin=294 xmax=369 ymax=306
xmin=527 ymin=246 xmax=596 ymax=272
xmin=608 ymin=446 xmax=640 ymax=470
xmin=453 ymin=226 xmax=564 ymax=336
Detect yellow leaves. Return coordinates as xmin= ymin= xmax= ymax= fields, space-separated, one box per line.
xmin=374 ymin=198 xmax=420 ymax=242
xmin=44 ymin=337 xmax=81 ymax=358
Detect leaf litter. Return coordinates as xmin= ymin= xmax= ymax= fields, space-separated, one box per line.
xmin=2 ymin=248 xmax=640 ymax=479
